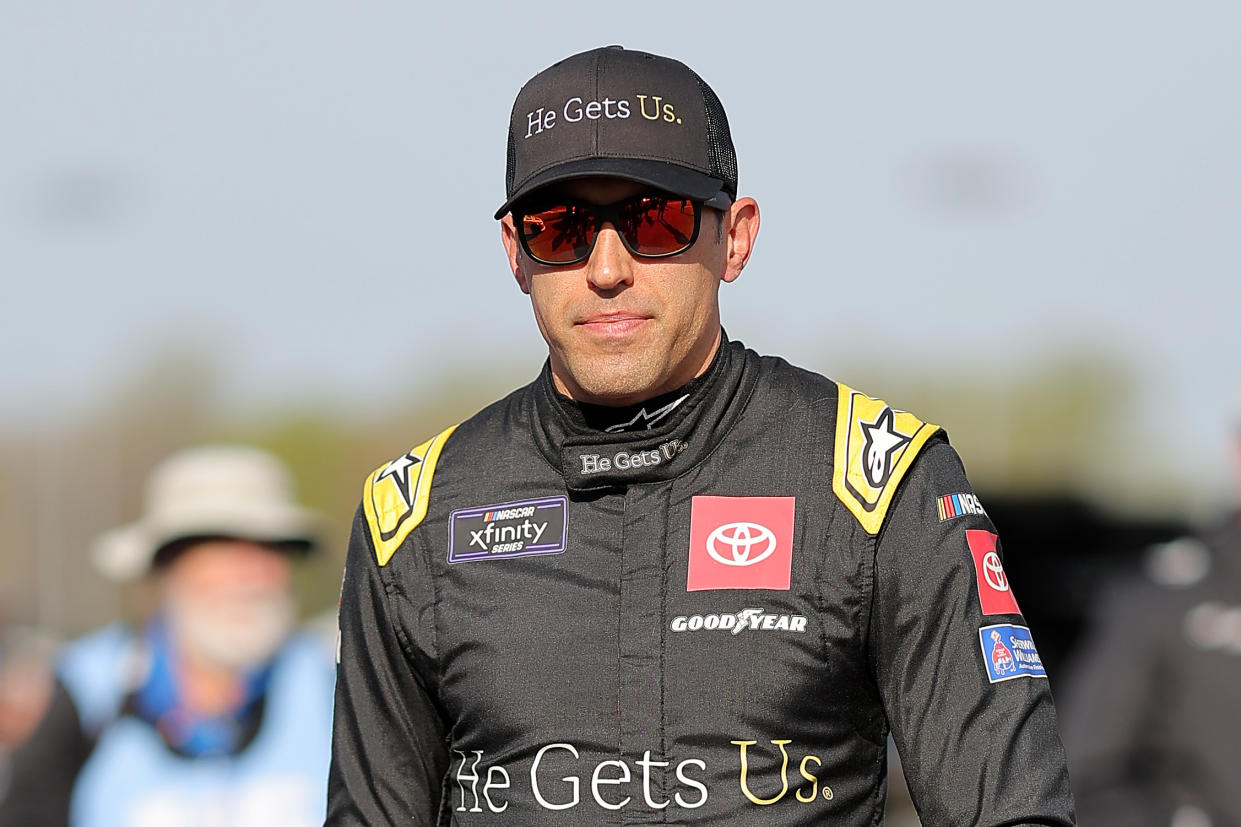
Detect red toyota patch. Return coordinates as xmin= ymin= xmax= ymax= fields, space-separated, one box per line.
xmin=687 ymin=496 xmax=795 ymax=591
xmin=966 ymin=529 xmax=1022 ymax=616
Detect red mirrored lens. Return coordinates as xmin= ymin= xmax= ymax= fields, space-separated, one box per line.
xmin=620 ymin=197 xmax=697 ymax=256
xmin=521 ymin=204 xmax=597 ymax=264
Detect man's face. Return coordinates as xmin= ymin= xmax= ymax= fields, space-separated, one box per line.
xmin=159 ymin=539 xmax=296 ymax=671
xmin=502 ymin=178 xmax=757 ymax=406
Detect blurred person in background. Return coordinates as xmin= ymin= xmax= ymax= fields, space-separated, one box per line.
xmin=1061 ymin=421 xmax=1241 ymax=826
xmin=0 ymin=633 xmax=58 ymax=739
xmin=0 ymin=629 xmax=58 ymax=805
xmin=0 ymin=445 xmax=336 ymax=827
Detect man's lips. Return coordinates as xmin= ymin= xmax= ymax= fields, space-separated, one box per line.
xmin=575 ymin=312 xmax=651 ymax=336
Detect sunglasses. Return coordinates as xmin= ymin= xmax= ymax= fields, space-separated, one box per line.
xmin=516 ymin=193 xmax=705 ymax=266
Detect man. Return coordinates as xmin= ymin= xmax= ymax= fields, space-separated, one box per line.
xmin=0 ymin=445 xmax=336 ymax=827
xmin=1061 ymin=427 xmax=1241 ymax=825
xmin=328 ymin=46 xmax=1075 ymax=825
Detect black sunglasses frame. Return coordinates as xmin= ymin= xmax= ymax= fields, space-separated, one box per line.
xmin=515 ymin=194 xmax=704 ymax=267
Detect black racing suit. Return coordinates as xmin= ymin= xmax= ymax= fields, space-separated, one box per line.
xmin=1061 ymin=518 xmax=1241 ymax=825
xmin=327 ymin=336 xmax=1075 ymax=825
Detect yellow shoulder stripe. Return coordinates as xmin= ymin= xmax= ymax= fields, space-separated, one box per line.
xmin=362 ymin=424 xmax=458 ymax=566
xmin=832 ymin=383 xmax=940 ymax=535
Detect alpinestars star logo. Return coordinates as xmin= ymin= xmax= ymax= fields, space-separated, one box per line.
xmin=604 ymin=395 xmax=689 ymax=433
xmin=858 ymin=407 xmax=911 ymax=489
xmin=375 ymin=452 xmax=422 ymax=509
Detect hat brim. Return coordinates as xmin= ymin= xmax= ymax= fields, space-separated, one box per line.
xmin=91 ymin=506 xmax=320 ymax=583
xmin=495 ymin=158 xmax=726 ymax=219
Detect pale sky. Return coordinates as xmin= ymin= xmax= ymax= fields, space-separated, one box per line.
xmin=4 ymin=2 xmax=1239 ymax=495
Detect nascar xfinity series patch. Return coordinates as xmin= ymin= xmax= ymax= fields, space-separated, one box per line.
xmin=448 ymin=497 xmax=568 ymax=563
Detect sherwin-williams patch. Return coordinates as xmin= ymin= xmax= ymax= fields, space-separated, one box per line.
xmin=448 ymin=497 xmax=567 ymax=563
xmin=979 ymin=624 xmax=1046 ymax=683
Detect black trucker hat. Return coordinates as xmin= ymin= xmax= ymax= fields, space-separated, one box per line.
xmin=495 ymin=46 xmax=738 ymax=219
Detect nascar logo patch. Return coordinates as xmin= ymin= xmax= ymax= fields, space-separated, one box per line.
xmin=937 ymin=492 xmax=986 ymax=521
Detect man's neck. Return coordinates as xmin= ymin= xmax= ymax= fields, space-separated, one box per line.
xmin=548 ymin=331 xmax=730 ymax=434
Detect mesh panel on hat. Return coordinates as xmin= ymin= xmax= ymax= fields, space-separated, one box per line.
xmin=506 ymin=129 xmax=517 ymax=196
xmin=693 ymin=72 xmax=738 ymax=197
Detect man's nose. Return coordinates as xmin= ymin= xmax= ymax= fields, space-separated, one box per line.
xmin=585 ymin=224 xmax=635 ymax=291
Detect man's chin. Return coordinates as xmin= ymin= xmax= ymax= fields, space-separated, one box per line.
xmin=561 ymin=354 xmax=670 ymax=407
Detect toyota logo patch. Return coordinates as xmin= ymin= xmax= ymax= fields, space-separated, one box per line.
xmin=687 ymin=496 xmax=796 ymax=591
xmin=967 ymin=529 xmax=1022 ymax=616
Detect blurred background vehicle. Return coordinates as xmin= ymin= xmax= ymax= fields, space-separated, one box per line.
xmin=1057 ymin=433 xmax=1241 ymax=826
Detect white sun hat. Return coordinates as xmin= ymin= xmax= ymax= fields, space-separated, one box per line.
xmin=91 ymin=445 xmax=319 ymax=582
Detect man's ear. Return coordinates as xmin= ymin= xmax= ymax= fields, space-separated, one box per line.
xmin=721 ymin=197 xmax=760 ymax=284
xmin=500 ymin=215 xmax=532 ymax=294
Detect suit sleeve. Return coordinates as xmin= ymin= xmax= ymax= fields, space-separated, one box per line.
xmin=326 ymin=506 xmax=449 ymax=826
xmin=869 ymin=440 xmax=1076 ymax=826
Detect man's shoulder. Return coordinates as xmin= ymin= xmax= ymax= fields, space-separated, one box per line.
xmin=747 ymin=349 xmax=838 ymax=404
xmin=828 ymin=379 xmax=943 ymax=535
xmin=747 ymin=348 xmax=945 ymax=536
xmin=58 ymin=624 xmax=137 ymax=682
xmin=445 ymin=381 xmax=536 ymax=455
xmin=56 ymin=624 xmax=141 ymax=734
xmin=358 ymin=382 xmax=535 ymax=566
